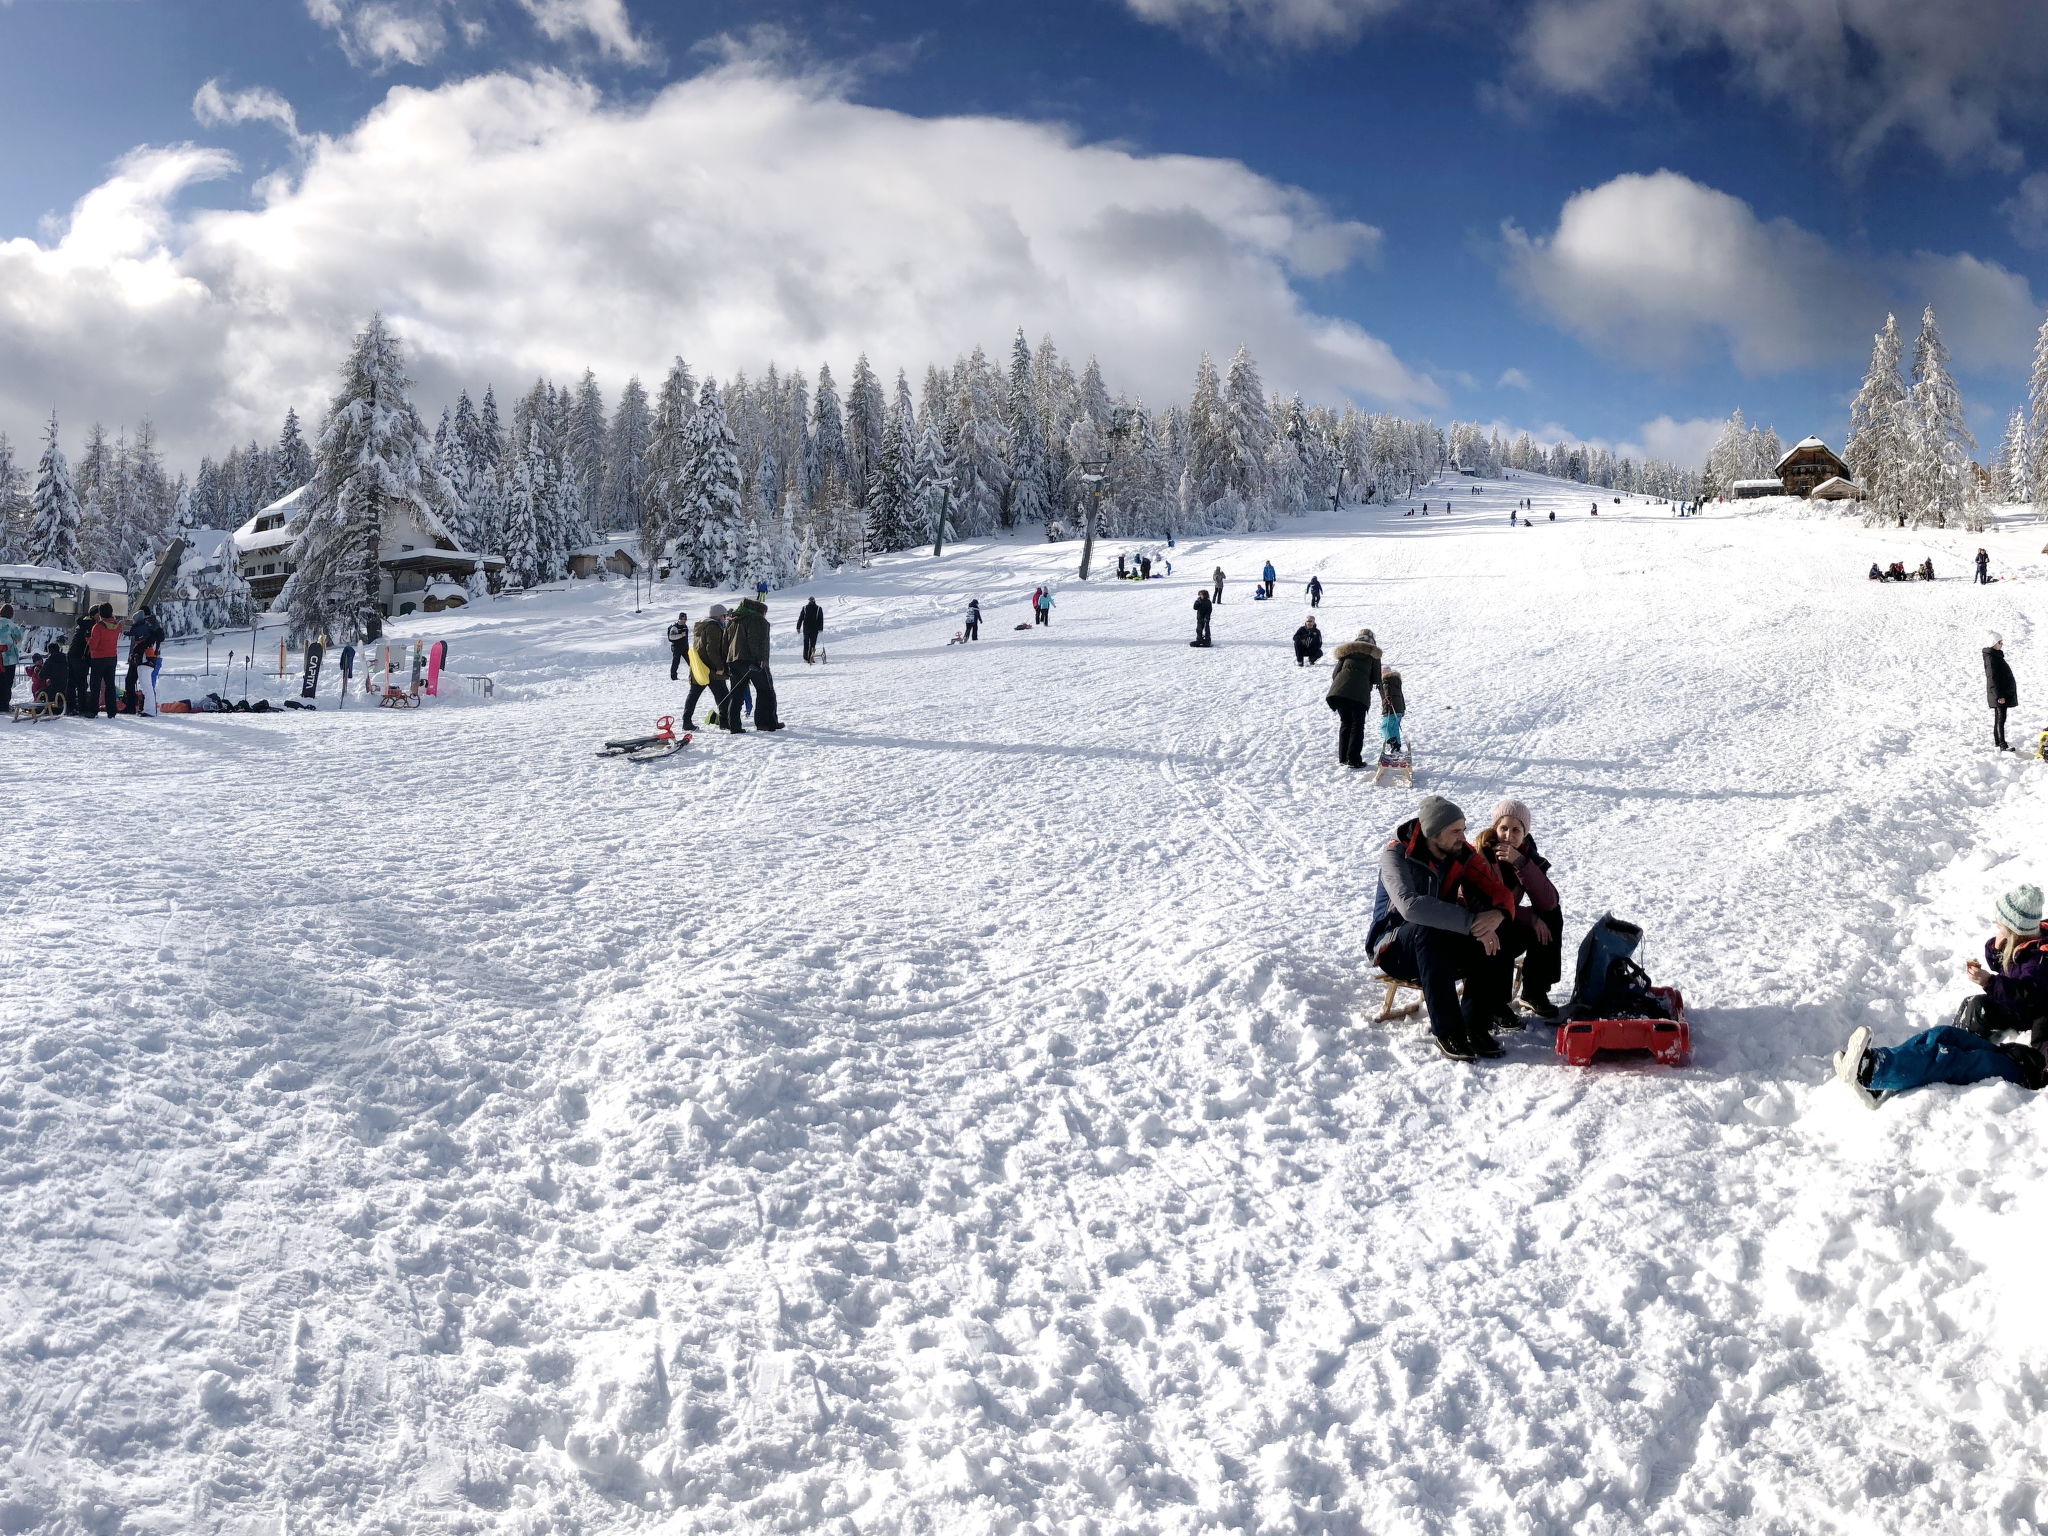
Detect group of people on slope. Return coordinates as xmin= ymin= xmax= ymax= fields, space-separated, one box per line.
xmin=1835 ymin=883 xmax=2048 ymax=1107
xmin=664 ymin=597 xmax=806 ymax=733
xmin=1323 ymin=627 xmax=1404 ymax=768
xmin=1369 ymin=794 xmax=1564 ymax=1060
xmin=1114 ymin=552 xmax=1169 ymax=581
xmin=6 ymin=602 xmax=165 ymax=719
xmin=1867 ymin=560 xmax=1935 ymax=582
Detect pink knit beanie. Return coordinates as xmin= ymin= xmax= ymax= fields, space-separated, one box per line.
xmin=1490 ymin=799 xmax=1532 ymax=835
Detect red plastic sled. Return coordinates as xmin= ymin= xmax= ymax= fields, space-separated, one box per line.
xmin=1555 ymin=986 xmax=1690 ymax=1067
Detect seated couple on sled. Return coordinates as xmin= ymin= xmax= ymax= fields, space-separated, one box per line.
xmin=1835 ymin=884 xmax=2048 ymax=1106
xmin=1368 ymin=795 xmax=1564 ymax=1061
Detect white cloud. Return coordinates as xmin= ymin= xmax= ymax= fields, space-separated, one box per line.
xmin=0 ymin=62 xmax=1436 ymax=464
xmin=1503 ymin=169 xmax=2038 ymax=375
xmin=192 ymin=81 xmax=307 ymax=146
xmin=1126 ymin=0 xmax=2048 ymax=167
xmin=1119 ymin=0 xmax=1406 ymax=48
xmin=518 ymin=0 xmax=654 ymax=64
xmin=2002 ymin=172 xmax=2048 ymax=249
xmin=1617 ymin=414 xmax=1723 ymax=466
xmin=304 ymin=0 xmax=656 ymax=70
xmin=1496 ymin=367 xmax=1531 ymax=389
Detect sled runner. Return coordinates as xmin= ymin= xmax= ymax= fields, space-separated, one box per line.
xmin=11 ymin=695 xmax=64 ymax=722
xmin=598 ymin=715 xmax=690 ymax=761
xmin=377 ymin=688 xmax=420 ymax=709
xmin=1373 ymin=745 xmax=1413 ymax=786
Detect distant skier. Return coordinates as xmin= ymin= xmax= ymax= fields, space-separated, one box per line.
xmin=1117 ymin=553 xmax=1128 ymax=579
xmin=1212 ymin=567 xmax=1225 ymax=604
xmin=797 ymin=596 xmax=825 ymax=663
xmin=1976 ymin=548 xmax=1991 ymax=585
xmin=1034 ymin=588 xmax=1054 ymax=627
xmin=1191 ymin=589 xmax=1213 ymax=647
xmin=963 ymin=598 xmax=981 ymax=642
xmin=1325 ymin=628 xmax=1381 ymax=768
xmin=1590 ymin=502 xmax=1598 ymax=516
xmin=682 ymin=606 xmax=730 ymax=730
xmin=1548 ymin=511 xmax=1555 ymax=522
xmin=1261 ymin=560 xmax=1277 ymax=598
xmin=666 ymin=610 xmax=691 ymax=680
xmin=1293 ymin=616 xmax=1323 ymax=666
xmin=1305 ymin=575 xmax=1322 ymax=608
xmin=1509 ymin=511 xmax=1517 ymax=526
xmin=1986 ymin=631 xmax=2018 ymax=751
xmin=1139 ymin=554 xmax=1153 ymax=580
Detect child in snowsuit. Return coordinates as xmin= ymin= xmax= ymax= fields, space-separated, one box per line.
xmin=1378 ymin=670 xmax=1406 ymax=754
xmin=1835 ymin=885 xmax=2048 ymax=1105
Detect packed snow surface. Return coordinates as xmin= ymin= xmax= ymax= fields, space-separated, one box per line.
xmin=5 ymin=475 xmax=2048 ymax=1535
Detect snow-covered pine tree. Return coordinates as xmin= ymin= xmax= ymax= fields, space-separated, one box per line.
xmin=844 ymin=354 xmax=886 ymax=513
xmin=863 ymin=385 xmax=918 ymax=553
xmin=1003 ymin=330 xmax=1050 ymax=528
xmin=911 ymin=411 xmax=954 ymax=549
xmin=1905 ymin=305 xmax=1979 ymax=529
xmin=948 ymin=348 xmax=1008 ymax=538
xmin=1221 ymin=347 xmax=1272 ymax=520
xmin=499 ymin=423 xmax=555 ymax=589
xmin=1996 ymin=408 xmax=2032 ymax=504
xmin=437 ymin=399 xmax=477 ymax=549
xmin=272 ymin=407 xmax=314 ymax=503
xmin=567 ymin=370 xmax=608 ymax=525
xmin=811 ymin=363 xmax=850 ymax=511
xmin=27 ymin=414 xmax=81 ymax=571
xmin=600 ymin=376 xmax=651 ymax=534
xmin=677 ymin=379 xmax=746 ymax=587
xmin=640 ymin=358 xmax=695 ymax=572
xmin=0 ymin=434 xmax=23 ymax=562
xmin=1846 ymin=315 xmax=1911 ymax=525
xmin=1181 ymin=353 xmax=1229 ymax=523
xmin=2027 ymin=314 xmax=2048 ymax=519
xmin=286 ymin=313 xmax=457 ymax=642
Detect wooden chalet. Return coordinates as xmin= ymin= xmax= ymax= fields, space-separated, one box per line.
xmin=1775 ymin=437 xmax=1854 ymax=499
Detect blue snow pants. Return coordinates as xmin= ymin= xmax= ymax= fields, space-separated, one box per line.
xmin=1865 ymin=1026 xmax=2029 ymax=1094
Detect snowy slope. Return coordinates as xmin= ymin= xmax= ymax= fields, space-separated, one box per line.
xmin=5 ymin=474 xmax=2048 ymax=1535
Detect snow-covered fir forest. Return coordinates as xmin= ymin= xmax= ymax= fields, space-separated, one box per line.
xmin=0 ymin=317 xmax=1703 ymax=640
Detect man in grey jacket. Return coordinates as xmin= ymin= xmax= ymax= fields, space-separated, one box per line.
xmin=1366 ymin=795 xmax=1523 ymax=1060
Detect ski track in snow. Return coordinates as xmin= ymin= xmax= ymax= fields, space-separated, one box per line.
xmin=5 ymin=476 xmax=2048 ymax=1534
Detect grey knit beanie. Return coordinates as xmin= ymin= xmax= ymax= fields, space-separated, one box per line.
xmin=1418 ymin=795 xmax=1465 ymax=838
xmin=1994 ymin=884 xmax=2043 ymax=934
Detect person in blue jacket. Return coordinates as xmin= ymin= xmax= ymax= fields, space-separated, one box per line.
xmin=1261 ymin=560 xmax=1277 ymax=598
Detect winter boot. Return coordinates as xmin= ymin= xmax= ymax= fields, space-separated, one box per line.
xmin=1833 ymin=1027 xmax=1878 ymax=1110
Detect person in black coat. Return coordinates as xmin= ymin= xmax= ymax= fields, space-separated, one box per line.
xmin=67 ymin=613 xmax=93 ymax=710
xmin=1986 ymin=632 xmax=2019 ymax=750
xmin=1292 ymin=616 xmax=1323 ymax=666
xmin=665 ymin=611 xmax=691 ymax=680
xmin=797 ymin=597 xmax=825 ymax=663
xmin=1191 ymin=589 xmax=1213 ymax=647
xmin=124 ymin=606 xmax=165 ymax=712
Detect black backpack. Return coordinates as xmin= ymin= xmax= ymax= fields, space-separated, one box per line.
xmin=1567 ymin=914 xmax=1672 ymax=1021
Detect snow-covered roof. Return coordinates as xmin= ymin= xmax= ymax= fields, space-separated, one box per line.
xmin=572 ymin=539 xmax=640 ymax=559
xmin=81 ymin=571 xmax=127 ymax=591
xmin=1731 ymin=479 xmax=1787 ymax=490
xmin=1809 ymin=476 xmax=1864 ymax=499
xmin=234 ymin=483 xmax=309 ymax=542
xmin=1774 ymin=436 xmax=1838 ymax=471
xmin=233 ymin=481 xmax=463 ymax=557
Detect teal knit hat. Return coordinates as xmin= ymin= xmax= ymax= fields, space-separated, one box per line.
xmin=1994 ymin=884 xmax=2044 ymax=934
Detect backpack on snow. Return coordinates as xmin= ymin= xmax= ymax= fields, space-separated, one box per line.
xmin=1567 ymin=914 xmax=1672 ymax=1022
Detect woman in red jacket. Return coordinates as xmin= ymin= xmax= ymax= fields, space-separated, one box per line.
xmin=86 ymin=604 xmax=124 ymax=718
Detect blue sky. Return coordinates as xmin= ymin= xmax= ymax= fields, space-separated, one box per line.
xmin=2 ymin=0 xmax=2045 ymax=467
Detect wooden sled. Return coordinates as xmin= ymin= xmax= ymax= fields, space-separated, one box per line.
xmin=11 ymin=694 xmax=65 ymax=722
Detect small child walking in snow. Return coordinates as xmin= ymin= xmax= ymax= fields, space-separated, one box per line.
xmin=1378 ymin=669 xmax=1406 ymax=754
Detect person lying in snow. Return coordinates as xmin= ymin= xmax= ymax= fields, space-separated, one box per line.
xmin=1472 ymin=799 xmax=1562 ymax=1020
xmin=1834 ymin=884 xmax=2048 ymax=1106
